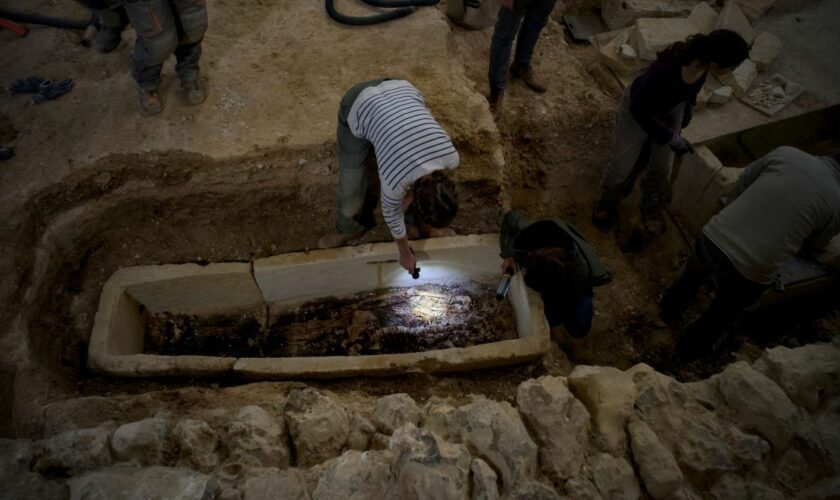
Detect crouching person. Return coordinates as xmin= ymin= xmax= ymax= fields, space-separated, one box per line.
xmin=499 ymin=211 xmax=612 ymax=337
xmin=661 ymin=147 xmax=840 ymax=359
xmin=318 ymin=79 xmax=460 ymax=275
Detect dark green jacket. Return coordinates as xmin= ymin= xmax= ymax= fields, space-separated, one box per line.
xmin=500 ymin=211 xmax=612 ymax=295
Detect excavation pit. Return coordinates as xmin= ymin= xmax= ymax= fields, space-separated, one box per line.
xmin=88 ymin=235 xmax=550 ymax=379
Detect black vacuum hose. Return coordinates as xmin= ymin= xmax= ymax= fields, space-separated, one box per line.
xmin=326 ymin=0 xmax=439 ymax=26
xmin=0 ymin=8 xmax=93 ymax=30
xmin=360 ymin=0 xmax=439 ymax=7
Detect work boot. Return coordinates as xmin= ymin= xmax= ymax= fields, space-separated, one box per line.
xmin=317 ymin=230 xmax=365 ymax=249
xmin=591 ymin=200 xmax=618 ymax=230
xmin=182 ymin=78 xmax=207 ymax=106
xmin=642 ymin=210 xmax=667 ymax=237
xmin=138 ymin=89 xmax=163 ymax=116
xmin=511 ymin=64 xmax=547 ymax=93
xmin=488 ymin=88 xmax=504 ymax=122
xmin=95 ymin=26 xmax=122 ymax=53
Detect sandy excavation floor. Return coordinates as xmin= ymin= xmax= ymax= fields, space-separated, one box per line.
xmin=0 ymin=0 xmax=838 ymax=436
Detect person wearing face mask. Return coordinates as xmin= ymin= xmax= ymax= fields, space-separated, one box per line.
xmin=592 ymin=29 xmax=749 ymax=237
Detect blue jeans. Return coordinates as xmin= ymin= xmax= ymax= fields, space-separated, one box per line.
xmin=544 ymin=294 xmax=594 ymax=338
xmin=334 ymin=79 xmax=386 ymax=234
xmin=488 ymin=0 xmax=557 ymax=92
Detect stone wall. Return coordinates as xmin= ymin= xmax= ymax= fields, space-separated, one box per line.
xmin=2 ymin=341 xmax=839 ymax=499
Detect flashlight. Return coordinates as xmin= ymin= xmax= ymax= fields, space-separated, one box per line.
xmin=410 ymin=248 xmax=420 ymax=280
xmin=496 ymin=271 xmax=513 ymax=300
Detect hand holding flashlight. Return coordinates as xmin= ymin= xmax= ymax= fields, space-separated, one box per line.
xmin=496 ymin=257 xmax=517 ymax=300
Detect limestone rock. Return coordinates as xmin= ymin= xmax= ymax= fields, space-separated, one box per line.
xmin=601 ymin=0 xmax=695 ymax=30
xmin=619 ymin=44 xmax=636 ymax=59
xmin=687 ymin=2 xmax=718 ymax=35
xmin=424 ymin=400 xmax=461 ymax=444
xmin=737 ymin=0 xmax=778 ymax=21
xmin=516 ymin=376 xmax=590 ymax=481
xmin=312 ymin=450 xmax=396 ymax=500
xmin=372 ymin=393 xmax=422 ymax=434
xmin=670 ymin=489 xmax=703 ymax=500
xmin=708 ymin=86 xmax=734 ymax=104
xmin=719 ymin=361 xmax=799 ymax=450
xmin=68 ymin=464 xmax=218 ymax=500
xmin=628 ymin=420 xmax=682 ymax=499
xmin=568 ymin=366 xmax=635 ymax=453
xmin=623 ymin=365 xmax=736 ymax=476
xmin=456 ymin=397 xmax=538 ymax=491
xmin=773 ymin=449 xmax=811 ymax=488
xmin=716 ymin=0 xmax=756 ymax=44
xmin=726 ymin=425 xmax=770 ymax=464
xmin=0 ymin=441 xmax=66 ymax=499
xmin=0 ymin=438 xmax=33 ymax=477
xmin=347 ymin=412 xmax=375 ymax=451
xmin=597 ymin=28 xmax=646 ymax=77
xmin=674 ymin=412 xmax=736 ymax=475
xmin=33 ymin=422 xmax=115 ymax=476
xmin=635 ymin=17 xmax=699 ymax=61
xmin=811 ymin=408 xmax=840 ymax=470
xmin=565 ymin=477 xmax=602 ymax=500
xmin=284 ymin=389 xmax=349 ymax=467
xmin=592 ymin=453 xmax=640 ymax=500
xmin=504 ymin=481 xmax=563 ymax=499
xmin=750 ymin=32 xmax=782 ymax=72
xmin=471 ymin=458 xmax=500 ymax=500
xmin=800 ymin=476 xmax=840 ymax=500
xmin=172 ymin=418 xmax=220 ymax=472
xmin=227 ymin=405 xmax=290 ymax=468
xmin=757 ymin=343 xmax=840 ymax=412
xmin=111 ymin=417 xmax=171 ymax=465
xmin=0 ymin=473 xmax=67 ymax=500
xmin=719 ymin=59 xmax=757 ymax=97
xmin=244 ymin=468 xmax=310 ymax=500
xmin=389 ymin=424 xmax=471 ymax=500
xmin=710 ymin=474 xmax=785 ymax=500
xmin=370 ymin=432 xmax=390 ymax=450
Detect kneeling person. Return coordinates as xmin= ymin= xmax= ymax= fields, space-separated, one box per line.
xmin=499 ymin=211 xmax=612 ymax=337
xmin=319 ymin=79 xmax=460 ymax=274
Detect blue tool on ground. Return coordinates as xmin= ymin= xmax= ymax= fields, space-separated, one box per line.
xmin=9 ymin=77 xmax=75 ymax=104
xmin=32 ymin=79 xmax=74 ymax=104
xmin=9 ymin=76 xmax=46 ymax=93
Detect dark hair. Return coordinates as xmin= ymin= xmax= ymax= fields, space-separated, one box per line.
xmin=412 ymin=170 xmax=458 ymax=228
xmin=657 ymin=29 xmax=749 ymax=69
xmin=522 ymin=247 xmax=575 ymax=294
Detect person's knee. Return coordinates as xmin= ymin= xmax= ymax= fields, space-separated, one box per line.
xmin=178 ymin=6 xmax=208 ymax=44
xmin=143 ymin=28 xmax=178 ymax=63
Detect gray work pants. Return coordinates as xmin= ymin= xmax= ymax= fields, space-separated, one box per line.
xmin=600 ymin=88 xmax=686 ymax=216
xmin=334 ymin=79 xmax=387 ymax=235
xmin=488 ymin=0 xmax=557 ymax=92
xmin=96 ymin=6 xmax=128 ymax=28
xmin=123 ymin=0 xmax=208 ymax=91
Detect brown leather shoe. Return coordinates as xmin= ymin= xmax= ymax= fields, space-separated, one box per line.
xmin=488 ymin=89 xmax=504 ymax=121
xmin=511 ymin=65 xmax=547 ymax=93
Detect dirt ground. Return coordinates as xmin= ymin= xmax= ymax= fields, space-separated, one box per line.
xmin=0 ymin=0 xmax=837 ymax=437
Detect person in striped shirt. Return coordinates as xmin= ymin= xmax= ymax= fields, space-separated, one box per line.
xmin=318 ymin=79 xmax=460 ymax=274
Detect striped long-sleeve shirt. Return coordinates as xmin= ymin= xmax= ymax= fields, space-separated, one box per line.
xmin=347 ymin=80 xmax=459 ymax=239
